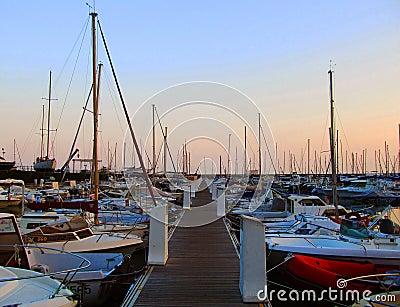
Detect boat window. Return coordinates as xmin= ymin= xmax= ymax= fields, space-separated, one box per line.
xmin=323 ymin=209 xmax=347 ymax=216
xmin=76 ymin=229 xmax=92 ymax=239
xmin=0 ymin=218 xmax=16 ymax=233
xmin=349 ymin=181 xmax=367 ymax=188
xmin=23 ymin=216 xmax=60 ymax=220
xmin=26 ymin=222 xmax=48 ymax=229
xmin=299 ymin=199 xmax=324 ymax=206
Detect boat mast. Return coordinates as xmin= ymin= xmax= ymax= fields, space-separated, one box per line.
xmin=46 ymin=71 xmax=52 ymax=159
xmin=398 ymin=123 xmax=400 ymax=174
xmin=152 ymin=104 xmax=156 ymax=176
xmin=258 ymin=113 xmax=262 ymax=175
xmin=227 ymin=133 xmax=231 ymax=176
xmin=307 ymin=138 xmax=310 ymax=179
xmin=90 ymin=11 xmax=99 ymax=223
xmin=164 ymin=127 xmax=167 ymax=174
xmin=40 ymin=104 xmax=45 ymax=159
xmin=328 ymin=66 xmax=339 ymax=218
xmin=244 ymin=126 xmax=247 ymax=175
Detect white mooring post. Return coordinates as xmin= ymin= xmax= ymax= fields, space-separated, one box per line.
xmin=239 ymin=215 xmax=266 ymax=302
xmin=211 ymin=182 xmax=217 ymax=200
xmin=190 ymin=181 xmax=196 ymax=198
xmin=183 ymin=186 xmax=191 ymax=209
xmin=216 ymin=186 xmax=225 ymax=217
xmin=148 ymin=204 xmax=168 ymax=265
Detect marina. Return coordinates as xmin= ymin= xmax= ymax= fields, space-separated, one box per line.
xmin=0 ymin=2 xmax=399 ymax=307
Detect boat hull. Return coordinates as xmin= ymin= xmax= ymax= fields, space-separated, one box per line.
xmin=0 ymin=161 xmax=15 ymax=170
xmin=284 ymin=254 xmax=399 ymax=291
xmin=265 ymin=237 xmax=400 ymax=268
xmin=34 ymin=158 xmax=56 ymax=171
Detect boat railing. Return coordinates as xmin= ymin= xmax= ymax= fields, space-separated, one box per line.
xmin=0 ymin=243 xmax=91 ymax=281
xmin=294 ymin=221 xmax=340 ymax=236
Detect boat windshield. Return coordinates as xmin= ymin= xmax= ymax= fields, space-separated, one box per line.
xmin=299 ymin=199 xmax=325 ymax=206
xmin=76 ymin=229 xmax=93 ymax=239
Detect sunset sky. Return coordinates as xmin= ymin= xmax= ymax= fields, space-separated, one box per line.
xmin=0 ymin=1 xmax=399 ymax=173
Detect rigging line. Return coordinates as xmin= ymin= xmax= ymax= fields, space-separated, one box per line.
xmin=21 ymin=108 xmax=42 ymax=159
xmin=103 ymin=69 xmax=125 ymax=134
xmin=319 ymin=108 xmax=330 ymax=157
xmin=14 ymin=142 xmax=23 ymax=167
xmin=335 ymin=106 xmax=352 ymax=155
xmin=54 ymin=17 xmax=90 ymax=88
xmin=260 ymin=125 xmax=277 ymax=174
xmin=97 ymin=18 xmax=158 ymax=206
xmin=144 ymin=148 xmax=152 ymax=169
xmin=51 ymin=18 xmax=90 ymax=152
xmin=61 ymin=85 xmax=93 ymax=182
xmin=154 ymin=141 xmax=164 ymax=172
xmin=154 ymin=107 xmax=177 ymax=172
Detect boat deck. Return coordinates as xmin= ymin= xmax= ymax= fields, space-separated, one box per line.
xmin=125 ymin=188 xmax=259 ymax=307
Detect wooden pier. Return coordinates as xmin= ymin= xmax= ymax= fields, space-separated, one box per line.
xmin=124 ymin=188 xmax=259 ymax=307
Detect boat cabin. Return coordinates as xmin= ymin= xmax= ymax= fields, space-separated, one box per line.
xmin=0 ymin=213 xmax=29 ymax=269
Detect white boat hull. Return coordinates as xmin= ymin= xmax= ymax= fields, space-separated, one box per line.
xmin=0 ymin=266 xmax=76 ymax=307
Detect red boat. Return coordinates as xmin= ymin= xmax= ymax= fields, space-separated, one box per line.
xmin=284 ymin=254 xmax=399 ymax=291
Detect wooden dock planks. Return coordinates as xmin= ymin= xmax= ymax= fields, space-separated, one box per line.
xmin=133 ymin=189 xmax=257 ymax=306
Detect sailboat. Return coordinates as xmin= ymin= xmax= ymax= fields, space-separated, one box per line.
xmin=0 ymin=148 xmax=15 ymax=170
xmin=34 ymin=71 xmax=56 ymax=171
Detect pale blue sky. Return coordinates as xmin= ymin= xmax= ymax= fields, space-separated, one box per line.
xmin=0 ymin=1 xmax=399 ymax=172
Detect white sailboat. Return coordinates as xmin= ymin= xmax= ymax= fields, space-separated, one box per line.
xmin=34 ymin=71 xmax=56 ymax=171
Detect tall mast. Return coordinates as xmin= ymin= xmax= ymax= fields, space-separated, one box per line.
xmin=164 ymin=127 xmax=167 ymax=174
xmin=307 ymin=138 xmax=310 ymax=178
xmin=227 ymin=133 xmax=231 ymax=176
xmin=46 ymin=71 xmax=52 ymax=158
xmin=328 ymin=67 xmax=338 ymax=218
xmin=235 ymin=146 xmax=238 ymax=175
xmin=258 ymin=113 xmax=262 ymax=175
xmin=90 ymin=11 xmax=99 ymax=223
xmin=398 ymin=124 xmax=400 ymax=174
xmin=152 ymin=104 xmax=156 ymax=175
xmin=244 ymin=126 xmax=247 ymax=174
xmin=123 ymin=141 xmax=126 ymax=171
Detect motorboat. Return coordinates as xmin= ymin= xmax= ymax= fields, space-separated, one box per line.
xmin=22 ymin=215 xmax=144 ymax=255
xmin=0 ymin=265 xmax=77 ymax=307
xmin=265 ymin=216 xmax=400 ymax=268
xmin=0 ymin=213 xmax=144 ymax=306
